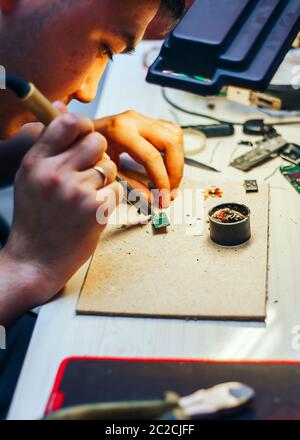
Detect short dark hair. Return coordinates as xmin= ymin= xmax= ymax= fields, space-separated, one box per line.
xmin=160 ymin=0 xmax=186 ymax=19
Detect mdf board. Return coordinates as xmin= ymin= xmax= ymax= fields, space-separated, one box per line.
xmin=77 ymin=180 xmax=269 ymax=321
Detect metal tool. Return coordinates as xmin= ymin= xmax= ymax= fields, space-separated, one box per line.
xmin=116 ymin=176 xmax=154 ymax=217
xmin=184 ymin=157 xmax=221 ymax=173
xmin=45 ymin=382 xmax=255 ymax=420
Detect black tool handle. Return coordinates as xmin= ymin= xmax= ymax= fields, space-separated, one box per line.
xmin=182 ymin=123 xmax=234 ymax=138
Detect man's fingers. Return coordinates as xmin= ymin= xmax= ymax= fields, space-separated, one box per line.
xmin=58 ymin=132 xmax=107 ymax=171
xmin=95 ymin=182 xmax=124 ymax=226
xmin=117 ymin=169 xmax=152 ymax=202
xmin=52 ymin=101 xmax=68 ymax=114
xmin=119 ymin=134 xmax=171 ymax=208
xmin=94 ymin=158 xmax=117 ymax=184
xmin=79 ymin=159 xmax=117 ymax=190
xmin=33 ymin=113 xmax=94 ymax=157
xmin=19 ymin=122 xmax=45 ymax=140
xmin=142 ymin=122 xmax=184 ymax=191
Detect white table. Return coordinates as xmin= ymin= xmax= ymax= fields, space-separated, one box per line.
xmin=8 ymin=42 xmax=300 ymax=420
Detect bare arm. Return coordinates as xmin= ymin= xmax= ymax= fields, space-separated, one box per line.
xmin=0 ymin=251 xmax=44 ymax=326
xmin=0 ymin=123 xmax=42 ymax=187
xmin=0 ymin=113 xmax=122 ymax=326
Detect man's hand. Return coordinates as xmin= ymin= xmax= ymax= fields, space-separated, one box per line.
xmin=0 ymin=113 xmax=122 ymax=324
xmin=94 ymin=110 xmax=184 ymax=208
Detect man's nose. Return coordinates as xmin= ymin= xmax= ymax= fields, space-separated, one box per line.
xmin=72 ymin=59 xmax=108 ymax=104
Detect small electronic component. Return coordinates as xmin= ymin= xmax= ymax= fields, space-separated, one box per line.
xmin=227 ymin=87 xmax=282 ymax=111
xmin=244 ymin=180 xmax=258 ymax=193
xmin=231 ymin=134 xmax=287 ymax=171
xmin=152 ymin=212 xmax=170 ymax=230
xmin=204 ymin=186 xmax=223 ymax=200
xmin=280 ymin=165 xmax=300 ymax=195
xmin=238 ymin=140 xmax=254 ymax=147
xmin=280 ymin=143 xmax=300 ymax=165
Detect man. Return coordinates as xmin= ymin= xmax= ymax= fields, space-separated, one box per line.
xmin=0 ymin=0 xmax=185 ymax=416
xmin=0 ymin=0 xmax=185 ymax=324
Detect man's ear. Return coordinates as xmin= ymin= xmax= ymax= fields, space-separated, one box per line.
xmin=0 ymin=0 xmax=19 ymax=14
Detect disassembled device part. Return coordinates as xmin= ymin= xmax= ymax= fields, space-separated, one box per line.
xmin=152 ymin=212 xmax=170 ymax=230
xmin=227 ymin=87 xmax=282 ymax=111
xmin=231 ymin=134 xmax=287 ymax=171
xmin=280 ymin=143 xmax=300 ymax=165
xmin=280 ymin=165 xmax=300 ymax=195
xmin=238 ymin=140 xmax=254 ymax=147
xmin=209 ymin=203 xmax=251 ymax=247
xmin=244 ymin=180 xmax=259 ymax=193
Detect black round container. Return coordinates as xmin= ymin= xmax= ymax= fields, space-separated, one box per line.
xmin=208 ymin=203 xmax=251 ymax=247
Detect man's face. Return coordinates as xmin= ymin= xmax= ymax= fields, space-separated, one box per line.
xmin=0 ymin=0 xmax=161 ymax=137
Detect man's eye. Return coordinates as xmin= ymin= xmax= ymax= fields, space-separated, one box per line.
xmin=103 ymin=50 xmax=114 ymax=61
xmin=100 ymin=46 xmax=114 ymax=61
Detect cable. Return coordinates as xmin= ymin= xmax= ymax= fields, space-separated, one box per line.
xmin=161 ymin=88 xmax=243 ymax=126
xmin=162 ymin=88 xmax=300 ymax=127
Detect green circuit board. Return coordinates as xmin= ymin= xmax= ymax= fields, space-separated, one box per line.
xmin=280 ymin=165 xmax=300 ymax=195
xmin=152 ymin=212 xmax=170 ymax=230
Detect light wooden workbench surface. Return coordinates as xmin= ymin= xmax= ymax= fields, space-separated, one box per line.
xmin=8 ymin=42 xmax=300 ymax=420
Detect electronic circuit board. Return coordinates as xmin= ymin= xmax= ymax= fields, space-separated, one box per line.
xmin=280 ymin=165 xmax=300 ymax=195
xmin=152 ymin=212 xmax=170 ymax=230
xmin=231 ymin=135 xmax=287 ymax=171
